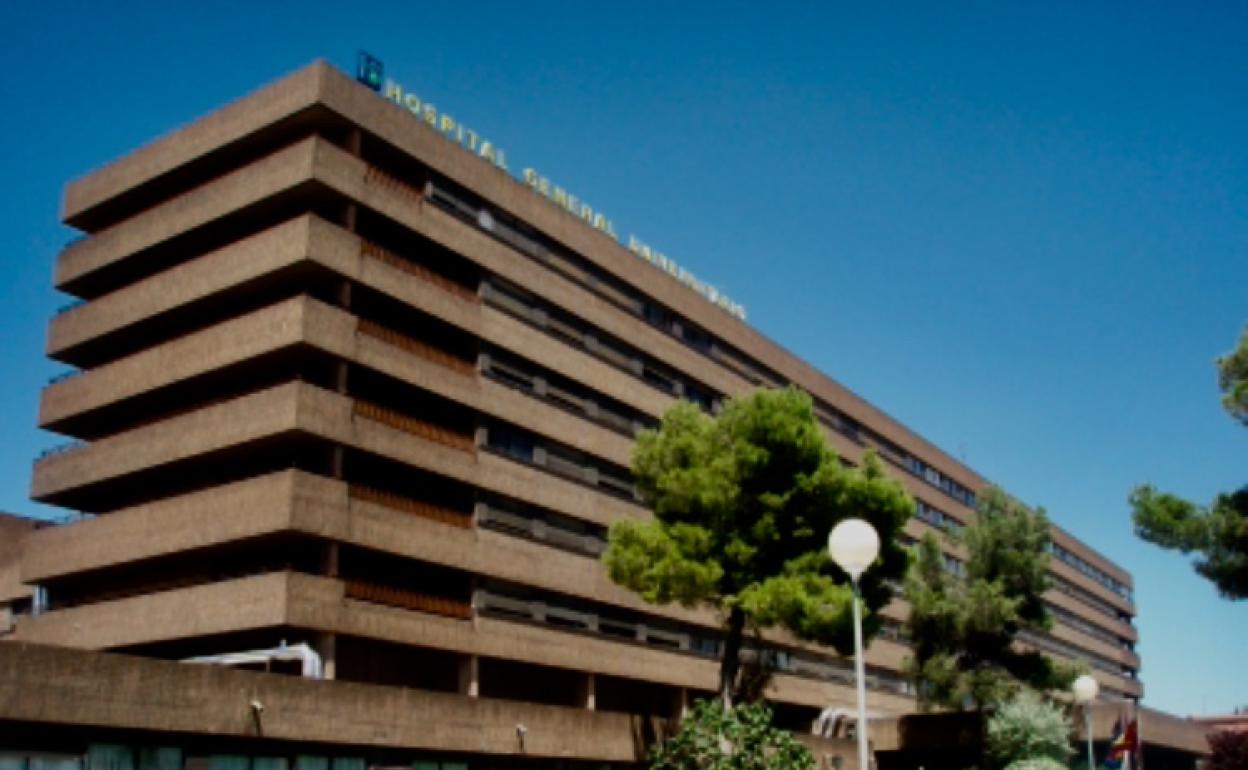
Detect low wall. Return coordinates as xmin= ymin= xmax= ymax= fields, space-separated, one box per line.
xmin=0 ymin=642 xmax=860 ymax=768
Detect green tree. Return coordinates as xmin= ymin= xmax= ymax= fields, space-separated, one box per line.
xmin=650 ymin=700 xmax=815 ymax=770
xmin=1002 ymin=759 xmax=1067 ymax=770
xmin=986 ymin=691 xmax=1073 ymax=769
xmin=1207 ymin=729 xmax=1248 ymax=770
xmin=903 ymin=487 xmax=1075 ymax=713
xmin=1131 ymin=327 xmax=1248 ymax=600
xmin=1218 ymin=325 xmax=1248 ymax=425
xmin=603 ymin=387 xmax=914 ymax=706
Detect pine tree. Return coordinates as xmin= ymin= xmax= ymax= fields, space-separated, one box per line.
xmin=1131 ymin=326 xmax=1248 ymax=600
xmin=604 ymin=387 xmax=914 ymax=705
xmin=904 ymin=487 xmax=1076 ymax=711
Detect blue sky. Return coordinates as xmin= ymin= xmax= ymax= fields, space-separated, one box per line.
xmin=0 ymin=1 xmax=1244 ymax=716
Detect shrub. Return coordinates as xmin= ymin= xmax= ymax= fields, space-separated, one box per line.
xmin=651 ymin=699 xmax=815 ymax=770
xmin=986 ymin=691 xmax=1073 ymax=768
xmin=1003 ymin=758 xmax=1068 ymax=770
xmin=1208 ymin=729 xmax=1248 ymax=770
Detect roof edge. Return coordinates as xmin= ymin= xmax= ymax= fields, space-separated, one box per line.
xmin=61 ymin=59 xmax=333 ymax=229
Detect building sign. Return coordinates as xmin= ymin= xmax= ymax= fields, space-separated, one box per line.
xmin=520 ymin=168 xmax=617 ymax=239
xmin=625 ymin=236 xmax=746 ymax=319
xmin=358 ymin=52 xmax=507 ymax=171
xmin=355 ymin=52 xmax=746 ymax=321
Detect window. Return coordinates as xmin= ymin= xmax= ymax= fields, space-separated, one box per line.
xmin=486 ymin=425 xmax=534 ymax=462
xmin=915 ymin=499 xmax=963 ymax=534
xmin=1049 ymin=542 xmax=1132 ymax=600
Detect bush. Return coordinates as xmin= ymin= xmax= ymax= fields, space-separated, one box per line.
xmin=1003 ymin=759 xmax=1068 ymax=770
xmin=651 ymin=699 xmax=815 ymax=770
xmin=1208 ymin=730 xmax=1248 ymax=770
xmin=986 ymin=691 xmax=1073 ymax=768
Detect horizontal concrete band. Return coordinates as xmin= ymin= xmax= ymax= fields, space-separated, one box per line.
xmin=20 ymin=469 xmax=916 ymax=676
xmin=11 ymin=572 xmax=916 ymax=715
xmin=31 ymin=388 xmax=650 ymax=558
xmin=22 ymin=463 xmax=1137 ymax=681
xmin=0 ymin=640 xmax=659 ymax=760
xmin=42 ymin=295 xmax=637 ymax=472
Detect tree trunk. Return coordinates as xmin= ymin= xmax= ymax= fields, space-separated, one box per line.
xmin=718 ymin=607 xmax=746 ymax=708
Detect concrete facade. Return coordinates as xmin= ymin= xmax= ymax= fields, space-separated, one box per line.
xmin=1 ymin=59 xmax=1179 ymax=766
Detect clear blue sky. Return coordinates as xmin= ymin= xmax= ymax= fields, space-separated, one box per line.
xmin=0 ymin=1 xmax=1243 ymax=717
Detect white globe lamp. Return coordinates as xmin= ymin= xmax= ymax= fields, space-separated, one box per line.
xmin=828 ymin=518 xmax=880 ymax=580
xmin=1072 ymin=674 xmax=1099 ymax=704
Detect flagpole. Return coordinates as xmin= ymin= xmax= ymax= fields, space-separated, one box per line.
xmin=1122 ymin=703 xmax=1131 ymax=770
xmin=1133 ymin=698 xmax=1144 ymax=770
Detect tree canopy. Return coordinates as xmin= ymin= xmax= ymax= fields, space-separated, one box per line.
xmin=649 ymin=700 xmax=815 ymax=770
xmin=903 ymin=487 xmax=1075 ymax=712
xmin=1130 ymin=486 xmax=1248 ymax=599
xmin=1131 ymin=326 xmax=1248 ymax=600
xmin=1207 ymin=729 xmax=1248 ymax=770
xmin=1218 ymin=325 xmax=1248 ymax=425
xmin=603 ymin=387 xmax=914 ymax=705
xmin=986 ymin=690 xmax=1073 ymax=769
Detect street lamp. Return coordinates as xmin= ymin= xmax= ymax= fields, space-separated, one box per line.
xmin=1072 ymin=674 xmax=1100 ymax=770
xmin=829 ymin=519 xmax=880 ymax=770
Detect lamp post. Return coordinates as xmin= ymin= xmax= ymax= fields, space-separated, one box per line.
xmin=828 ymin=519 xmax=880 ymax=770
xmin=1073 ymin=674 xmax=1100 ymax=770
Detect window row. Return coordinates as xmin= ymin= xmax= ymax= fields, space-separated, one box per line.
xmin=902 ymin=453 xmax=978 ymax=507
xmin=898 ymin=536 xmax=1133 ymax=639
xmin=426 ymin=174 xmax=977 ymax=510
xmin=1048 ymin=603 xmax=1134 ymax=651
xmin=866 ymin=433 xmax=977 ymax=508
xmin=481 ymin=349 xmax=658 ymax=438
xmin=482 ymin=278 xmax=718 ymax=410
xmin=1050 ymin=574 xmax=1133 ymax=624
xmin=483 ymin=422 xmax=637 ymax=501
xmin=446 ymin=470 xmax=1132 ymax=688
xmin=1049 ymin=541 xmax=1132 ymax=601
xmin=898 ymin=533 xmax=966 ymax=578
xmin=914 ymin=499 xmax=964 ymax=534
xmin=477 ymin=494 xmax=608 ymax=558
xmin=476 ymin=581 xmax=915 ymax=698
xmin=1017 ymin=630 xmax=1137 ymax=679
